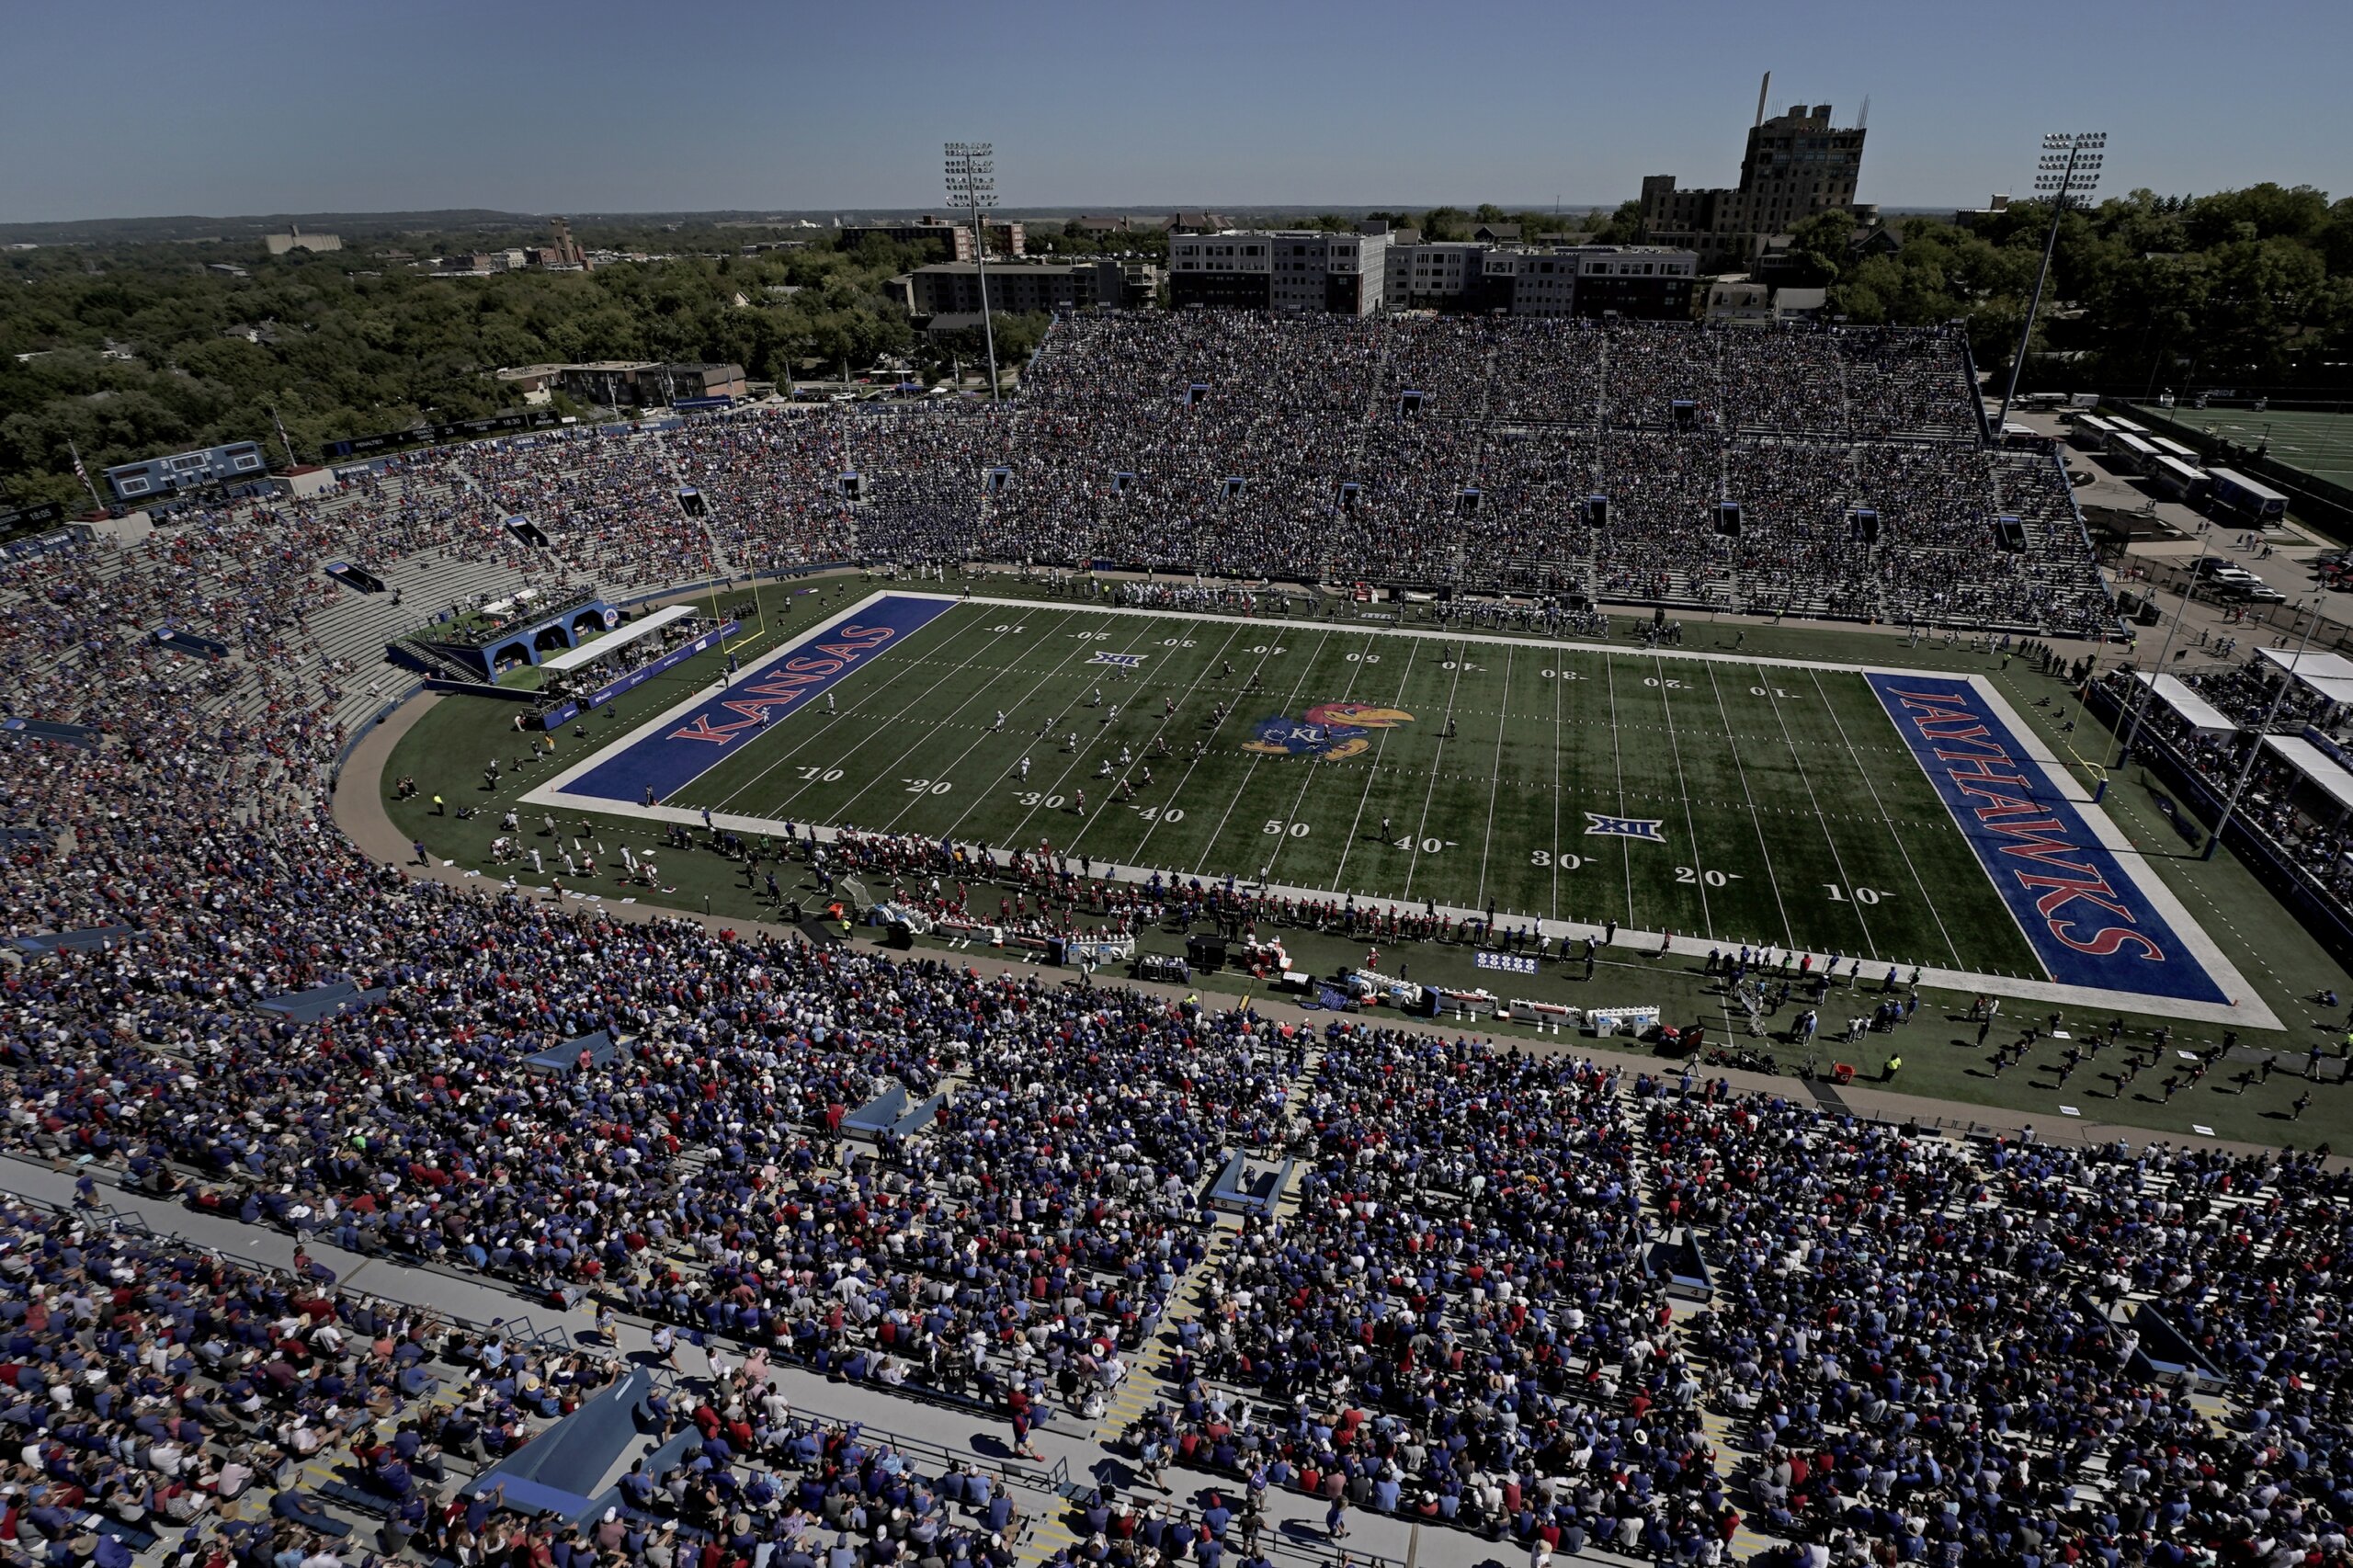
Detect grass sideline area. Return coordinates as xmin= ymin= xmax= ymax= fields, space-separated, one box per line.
xmin=2133 ymin=403 xmax=2353 ymax=489
xmin=382 ymin=575 xmax=2353 ymax=1147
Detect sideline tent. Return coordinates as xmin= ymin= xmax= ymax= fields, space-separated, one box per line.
xmin=2261 ymin=735 xmax=2353 ymax=817
xmin=2131 ymin=673 xmax=2233 ymax=738
xmin=540 ymin=605 xmax=695 ymax=674
xmin=2256 ymin=648 xmax=2353 ymax=713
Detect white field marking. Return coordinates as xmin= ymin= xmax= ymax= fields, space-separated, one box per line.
xmin=995 ymin=612 xmax=1171 ymax=848
xmin=1190 ymin=629 xmax=1336 ymax=877
xmin=1602 ymin=644 xmax=1635 ymax=925
xmin=531 ymin=589 xmax=979 ymax=811
xmin=1257 ymin=633 xmax=1372 ymax=889
xmin=1549 ymin=642 xmax=1566 ymax=921
xmin=1120 ymin=625 xmax=1286 ymax=870
xmin=742 ymin=611 xmax=1060 ymax=825
xmin=865 ymin=610 xmax=1172 ymax=836
xmin=1029 ymin=619 xmax=1240 ymax=867
xmin=1102 ymin=621 xmax=1256 ymax=869
xmin=1401 ymin=645 xmax=1472 ymax=901
xmin=1472 ymin=646 xmax=1514 ymax=911
xmin=1329 ymin=638 xmax=1424 ymax=890
xmin=1649 ymin=650 xmax=1714 ymax=936
xmin=699 ymin=607 xmax=1022 ymax=818
xmin=1803 ymin=665 xmax=1965 ymax=970
xmin=1749 ymin=665 xmax=1881 ymax=959
xmin=1702 ymin=660 xmax=1795 ymax=949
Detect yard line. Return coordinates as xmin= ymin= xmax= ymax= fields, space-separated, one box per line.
xmin=1256 ymin=637 xmax=1372 ymax=887
xmin=1188 ymin=629 xmax=1338 ymax=877
xmin=991 ymin=614 xmax=1177 ymax=851
xmin=1101 ymin=621 xmax=1257 ymax=866
xmin=1802 ymin=666 xmax=1963 ymax=968
xmin=706 ymin=611 xmax=1036 ymax=818
xmin=833 ymin=613 xmax=1124 ymax=830
xmin=1603 ymin=649 xmax=1634 ymax=922
xmin=1550 ymin=643 xmax=1565 ymax=922
xmin=1051 ymin=619 xmax=1248 ymax=862
xmin=1472 ymin=646 xmax=1514 ymax=910
xmin=1401 ymin=645 xmax=1471 ymax=899
xmin=1121 ymin=627 xmax=1293 ymax=869
xmin=1649 ymin=652 xmax=1712 ymax=936
xmin=1701 ymin=661 xmax=1794 ymax=949
xmin=1751 ymin=663 xmax=1880 ymax=957
xmin=1330 ymin=640 xmax=1423 ymax=888
xmin=881 ymin=617 xmax=1211 ymax=837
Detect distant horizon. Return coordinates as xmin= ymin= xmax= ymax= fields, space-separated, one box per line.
xmin=0 ymin=199 xmax=2095 ymax=243
xmin=4 ymin=0 xmax=2343 ymax=225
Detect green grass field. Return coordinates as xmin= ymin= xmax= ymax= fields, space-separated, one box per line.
xmin=657 ymin=601 xmax=2040 ymax=976
xmin=382 ymin=578 xmax=2353 ymax=1146
xmin=2133 ymin=403 xmax=2353 ymax=489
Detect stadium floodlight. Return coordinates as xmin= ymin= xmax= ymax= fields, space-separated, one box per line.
xmin=1996 ymin=132 xmax=2106 ymax=431
xmin=945 ymin=142 xmax=1001 ymax=403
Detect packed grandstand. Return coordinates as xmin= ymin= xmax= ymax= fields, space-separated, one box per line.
xmin=10 ymin=315 xmax=2336 ymax=1568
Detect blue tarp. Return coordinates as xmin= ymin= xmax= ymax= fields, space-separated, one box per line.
xmin=10 ymin=925 xmax=133 ymax=954
xmin=153 ymin=625 xmax=230 ymax=660
xmin=470 ymin=1369 xmax=654 ymax=1527
xmin=890 ymin=1094 xmax=945 ymax=1138
xmin=524 ymin=1030 xmax=620 ymax=1074
xmin=2 ymin=719 xmax=103 ymax=751
xmin=2131 ymin=1303 xmax=2225 ymax=1383
xmin=842 ymin=1085 xmax=909 ymax=1136
xmin=1645 ymin=1231 xmax=1714 ymax=1300
xmin=253 ymin=981 xmax=387 ymax=1021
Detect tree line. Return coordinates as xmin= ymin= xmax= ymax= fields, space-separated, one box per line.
xmin=1778 ymin=184 xmax=2353 ymax=399
xmin=0 ymin=223 xmax=930 ymax=511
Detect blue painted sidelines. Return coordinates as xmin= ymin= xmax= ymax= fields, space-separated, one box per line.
xmin=1867 ymin=674 xmax=2227 ymax=1004
xmin=563 ymin=595 xmax=958 ymax=806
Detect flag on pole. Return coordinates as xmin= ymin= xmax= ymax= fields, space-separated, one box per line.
xmin=66 ymin=439 xmax=105 ymax=513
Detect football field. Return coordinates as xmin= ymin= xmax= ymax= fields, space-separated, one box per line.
xmin=527 ymin=592 xmax=2253 ymax=1013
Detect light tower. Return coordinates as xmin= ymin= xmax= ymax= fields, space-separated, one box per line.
xmin=1995 ymin=131 xmax=2105 ymax=431
xmin=944 ymin=142 xmax=1000 ymax=402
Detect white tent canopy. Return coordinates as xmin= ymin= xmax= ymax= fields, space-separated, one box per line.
xmin=2254 ymin=647 xmax=2353 ymax=710
xmin=2262 ymin=734 xmax=2353 ymax=815
xmin=539 ymin=604 xmax=697 ymax=673
xmin=2131 ymin=672 xmax=2234 ymax=737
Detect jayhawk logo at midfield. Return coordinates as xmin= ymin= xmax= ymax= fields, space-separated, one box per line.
xmin=1242 ymin=703 xmax=1414 ymax=761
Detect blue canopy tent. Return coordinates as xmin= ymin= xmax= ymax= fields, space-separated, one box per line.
xmin=254 ymin=981 xmax=387 ymax=1021
xmin=466 ymin=1369 xmax=661 ymax=1528
xmin=1644 ymin=1229 xmax=1714 ymax=1301
xmin=524 ymin=1029 xmax=621 ymax=1074
xmin=10 ymin=926 xmax=134 ymax=955
xmin=842 ymin=1085 xmax=909 ymax=1137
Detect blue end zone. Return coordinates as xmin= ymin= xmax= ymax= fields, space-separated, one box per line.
xmin=564 ymin=595 xmax=956 ymax=805
xmin=1867 ymin=675 xmax=2226 ymax=1004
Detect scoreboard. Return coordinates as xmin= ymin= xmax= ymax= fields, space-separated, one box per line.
xmin=105 ymin=441 xmax=267 ymax=500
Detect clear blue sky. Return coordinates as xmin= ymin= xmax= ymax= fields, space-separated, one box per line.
xmin=6 ymin=0 xmax=2346 ymax=222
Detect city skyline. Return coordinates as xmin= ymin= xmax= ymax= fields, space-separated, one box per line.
xmin=4 ymin=0 xmax=2347 ymax=225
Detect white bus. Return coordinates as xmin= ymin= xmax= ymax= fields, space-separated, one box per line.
xmin=2070 ymin=414 xmax=2116 ymax=452
xmin=2151 ymin=455 xmax=2209 ymax=502
xmin=2109 ymin=433 xmax=2160 ymax=476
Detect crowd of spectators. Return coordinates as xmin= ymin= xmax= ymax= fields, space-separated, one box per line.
xmin=0 ymin=307 xmax=2200 ymax=1568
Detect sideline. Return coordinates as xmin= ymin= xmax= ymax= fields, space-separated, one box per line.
xmin=515 ymin=591 xmax=2274 ymax=1028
